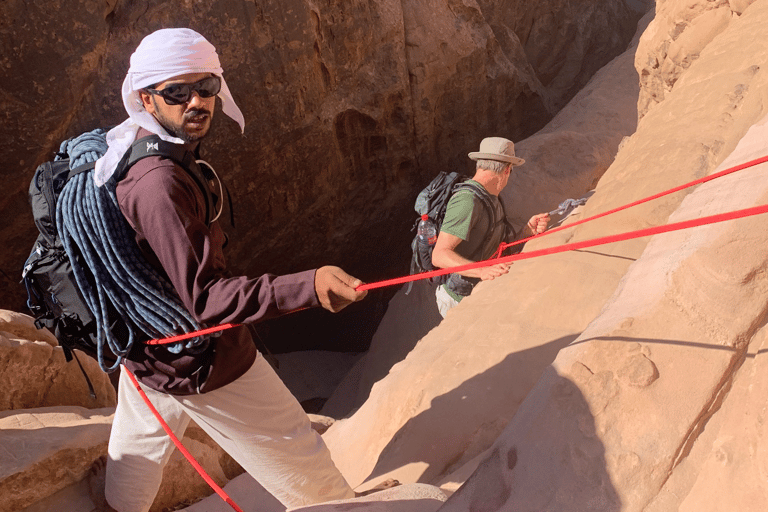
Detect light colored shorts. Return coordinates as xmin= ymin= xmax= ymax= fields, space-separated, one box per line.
xmin=435 ymin=284 xmax=461 ymax=318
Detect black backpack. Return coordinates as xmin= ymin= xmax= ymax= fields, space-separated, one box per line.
xmin=22 ymin=133 xmax=219 ymax=382
xmin=406 ymin=171 xmax=511 ymax=293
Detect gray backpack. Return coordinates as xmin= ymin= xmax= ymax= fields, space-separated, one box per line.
xmin=407 ymin=172 xmax=507 ymax=293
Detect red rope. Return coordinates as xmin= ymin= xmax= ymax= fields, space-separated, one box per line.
xmin=148 ymin=154 xmax=768 ymax=333
xmin=357 ymin=201 xmax=768 ymax=291
xmin=124 ymin=368 xmax=245 ymax=512
xmin=357 ymin=154 xmax=768 ymax=292
xmin=492 ymin=153 xmax=768 ymax=257
xmin=144 ymin=323 xmax=240 ymax=345
xmin=131 ymin=154 xmax=768 ymax=509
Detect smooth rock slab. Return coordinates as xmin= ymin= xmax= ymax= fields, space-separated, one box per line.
xmin=292 ymin=484 xmax=446 ymax=512
xmin=0 ymin=406 xmax=113 ymax=512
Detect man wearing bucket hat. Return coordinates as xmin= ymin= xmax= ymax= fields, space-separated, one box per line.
xmin=87 ymin=28 xmax=370 ymax=512
xmin=431 ymin=137 xmax=550 ymax=317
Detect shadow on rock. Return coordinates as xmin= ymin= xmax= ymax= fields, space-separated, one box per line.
xmin=360 ymin=334 xmax=581 ymax=487
xmin=439 ymin=367 xmax=620 ymax=512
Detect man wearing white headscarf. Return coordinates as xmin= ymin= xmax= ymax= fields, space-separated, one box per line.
xmin=94 ymin=27 xmax=245 ymax=187
xmin=88 ymin=28 xmax=369 ymax=512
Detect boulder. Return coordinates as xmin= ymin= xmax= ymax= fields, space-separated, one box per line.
xmin=0 ymin=310 xmax=115 ymax=411
xmin=0 ymin=407 xmax=113 ymax=512
xmin=14 ymin=415 xmax=246 ymax=512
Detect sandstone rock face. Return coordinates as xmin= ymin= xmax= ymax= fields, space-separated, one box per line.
xmin=0 ymin=0 xmax=646 ymax=352
xmin=0 ymin=310 xmax=116 ymax=410
xmin=655 ymin=323 xmax=768 ymax=512
xmin=320 ymin=1 xmax=768 ymax=510
xmin=635 ymin=0 xmax=758 ymax=119
xmin=0 ymin=407 xmax=113 ymax=512
xmin=321 ymin=11 xmax=653 ymax=480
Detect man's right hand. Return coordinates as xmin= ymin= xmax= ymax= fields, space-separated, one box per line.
xmin=315 ymin=266 xmax=368 ymax=313
xmin=527 ymin=213 xmax=550 ymax=235
xmin=477 ymin=262 xmax=510 ymax=281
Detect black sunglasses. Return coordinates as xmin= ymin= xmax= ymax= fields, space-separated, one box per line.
xmin=145 ymin=76 xmax=222 ymax=105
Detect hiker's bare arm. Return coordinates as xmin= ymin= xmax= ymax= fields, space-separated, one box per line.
xmin=432 ymin=232 xmax=510 ymax=281
xmin=315 ymin=266 xmax=368 ymax=313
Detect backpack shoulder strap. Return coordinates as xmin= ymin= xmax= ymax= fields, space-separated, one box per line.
xmin=454 ymin=181 xmax=498 ymax=226
xmin=122 ymin=135 xmax=217 ymax=226
xmin=454 ymin=181 xmax=518 ymax=243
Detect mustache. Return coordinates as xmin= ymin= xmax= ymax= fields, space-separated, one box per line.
xmin=183 ymin=108 xmax=211 ymax=120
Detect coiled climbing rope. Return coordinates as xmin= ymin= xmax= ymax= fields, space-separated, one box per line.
xmin=56 ymin=129 xmax=207 ymax=372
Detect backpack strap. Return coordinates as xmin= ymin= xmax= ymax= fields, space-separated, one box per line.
xmin=453 ymin=181 xmax=499 ymax=227
xmin=68 ymin=161 xmax=97 ymax=180
xmin=111 ymin=135 xmax=218 ymax=226
xmin=56 ymin=136 xmax=218 ymax=229
xmin=452 ymin=181 xmax=517 ymax=256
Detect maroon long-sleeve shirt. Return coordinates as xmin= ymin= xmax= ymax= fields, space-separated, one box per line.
xmin=115 ymin=130 xmax=319 ymax=395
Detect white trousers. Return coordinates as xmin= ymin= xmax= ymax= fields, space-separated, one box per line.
xmin=105 ymin=354 xmax=354 ymax=512
xmin=435 ymin=284 xmax=460 ymax=318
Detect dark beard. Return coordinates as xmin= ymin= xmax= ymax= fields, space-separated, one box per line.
xmin=153 ymin=101 xmax=212 ymax=143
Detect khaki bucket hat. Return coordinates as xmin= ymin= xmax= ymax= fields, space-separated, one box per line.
xmin=468 ymin=137 xmax=525 ymax=166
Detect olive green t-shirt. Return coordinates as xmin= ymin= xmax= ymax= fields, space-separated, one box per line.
xmin=440 ymin=180 xmax=506 ymax=262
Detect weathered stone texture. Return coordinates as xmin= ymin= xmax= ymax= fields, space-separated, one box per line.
xmin=0 ymin=407 xmax=113 ymax=512
xmin=0 ymin=311 xmax=115 ymax=411
xmin=635 ymin=0 xmax=758 ymax=119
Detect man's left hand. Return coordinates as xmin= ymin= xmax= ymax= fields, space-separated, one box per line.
xmin=527 ymin=213 xmax=550 ymax=235
xmin=315 ymin=266 xmax=368 ymax=313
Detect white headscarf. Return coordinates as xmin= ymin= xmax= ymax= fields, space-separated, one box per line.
xmin=94 ymin=28 xmax=245 ymax=186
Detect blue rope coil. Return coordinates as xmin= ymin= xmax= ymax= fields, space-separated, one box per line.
xmin=56 ymin=129 xmax=208 ymax=372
